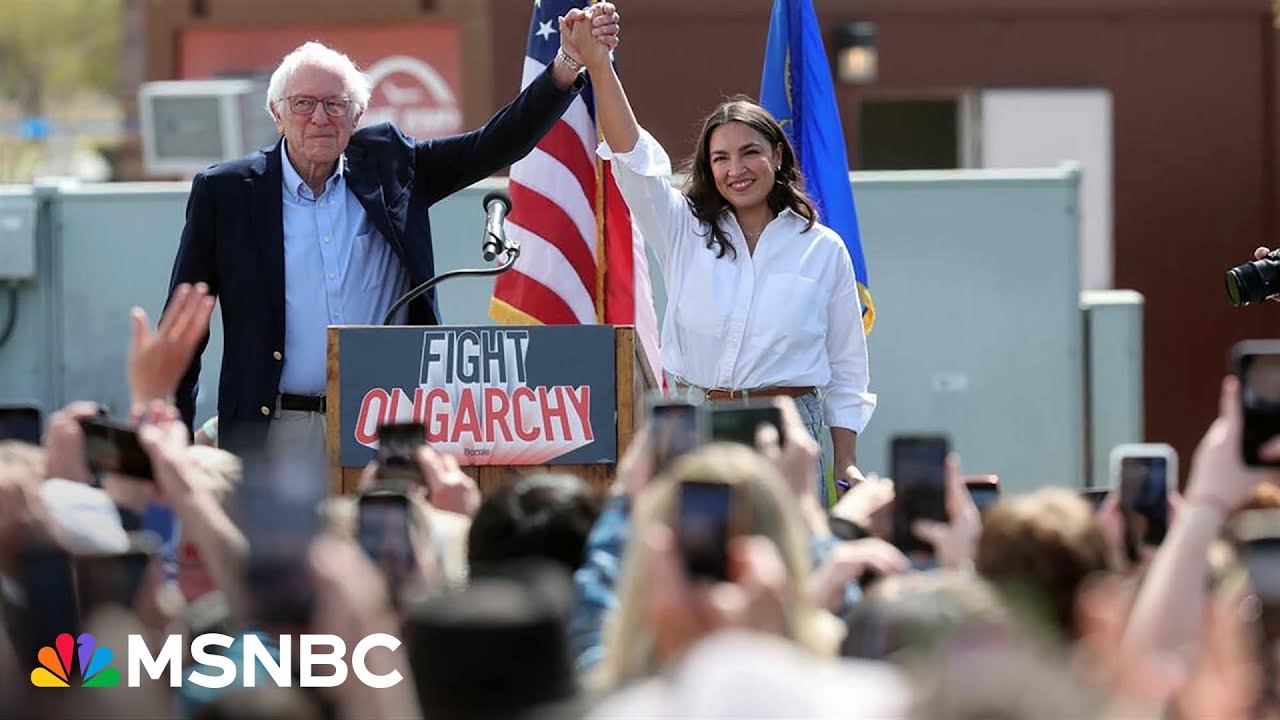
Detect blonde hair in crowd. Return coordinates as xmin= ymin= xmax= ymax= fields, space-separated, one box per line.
xmin=596 ymin=443 xmax=834 ymax=690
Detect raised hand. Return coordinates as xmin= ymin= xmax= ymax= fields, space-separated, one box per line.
xmin=755 ymin=397 xmax=828 ymax=538
xmin=414 ymin=444 xmax=481 ymax=517
xmin=43 ymin=401 xmax=104 ymax=483
xmin=754 ymin=397 xmax=821 ymax=503
xmin=1184 ymin=375 xmax=1280 ymax=514
xmin=808 ymin=538 xmax=909 ymax=612
xmin=309 ymin=535 xmax=395 ymax=643
xmin=911 ymin=454 xmax=982 ymax=570
xmin=309 ymin=535 xmax=421 ymax=720
xmin=128 ymin=282 xmax=215 ymax=408
xmin=559 ymin=2 xmax=616 ymax=71
xmin=135 ymin=400 xmax=197 ymax=503
xmin=1251 ymin=247 xmax=1280 ymax=303
xmin=646 ymin=526 xmax=791 ymax=666
xmin=830 ymin=474 xmax=894 ymax=540
xmin=589 ymin=2 xmax=621 ymax=50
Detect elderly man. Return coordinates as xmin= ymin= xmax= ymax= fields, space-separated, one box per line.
xmin=163 ymin=6 xmax=620 ymax=456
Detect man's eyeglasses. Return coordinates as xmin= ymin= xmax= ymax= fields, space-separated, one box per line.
xmin=280 ymin=95 xmax=353 ymax=117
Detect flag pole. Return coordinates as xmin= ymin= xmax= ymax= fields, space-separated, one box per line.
xmin=589 ymin=0 xmax=607 ymax=324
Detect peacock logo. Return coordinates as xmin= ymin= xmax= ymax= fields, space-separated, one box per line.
xmin=30 ymin=632 xmax=120 ymax=687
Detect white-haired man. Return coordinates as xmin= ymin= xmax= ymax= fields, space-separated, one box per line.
xmin=160 ymin=6 xmax=620 ymax=456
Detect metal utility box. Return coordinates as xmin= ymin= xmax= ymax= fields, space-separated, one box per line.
xmin=0 ymin=192 xmax=37 ymax=280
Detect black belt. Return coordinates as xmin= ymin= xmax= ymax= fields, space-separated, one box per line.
xmin=279 ymin=394 xmax=326 ymax=413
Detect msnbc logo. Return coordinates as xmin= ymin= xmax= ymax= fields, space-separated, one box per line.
xmin=31 ymin=633 xmax=121 ymax=688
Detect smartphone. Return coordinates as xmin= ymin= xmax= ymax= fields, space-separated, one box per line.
xmin=75 ymin=535 xmax=157 ymax=615
xmin=1079 ymin=487 xmax=1110 ymax=511
xmin=1111 ymin=443 xmax=1176 ymax=560
xmin=890 ymin=434 xmax=949 ymax=556
xmin=1234 ymin=340 xmax=1280 ymax=467
xmin=709 ymin=403 xmax=784 ymax=448
xmin=77 ymin=416 xmax=154 ymax=481
xmin=377 ymin=422 xmax=426 ymax=487
xmin=356 ymin=490 xmax=416 ymax=599
xmin=0 ymin=405 xmax=41 ymax=444
xmin=677 ymin=481 xmax=740 ymax=581
xmin=647 ymin=397 xmax=705 ymax=476
xmin=964 ymin=475 xmax=1000 ymax=516
xmin=238 ymin=449 xmax=325 ymax=629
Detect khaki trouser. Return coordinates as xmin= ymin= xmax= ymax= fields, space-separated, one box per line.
xmin=264 ymin=396 xmax=328 ymax=461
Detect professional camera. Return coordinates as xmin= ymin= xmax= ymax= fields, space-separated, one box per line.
xmin=1227 ymin=248 xmax=1280 ymax=306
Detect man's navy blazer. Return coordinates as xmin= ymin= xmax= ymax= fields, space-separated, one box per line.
xmin=167 ymin=68 xmax=581 ymax=451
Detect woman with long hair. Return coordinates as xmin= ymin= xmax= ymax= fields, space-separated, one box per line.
xmin=565 ymin=12 xmax=875 ymax=505
xmin=596 ymin=443 xmax=837 ymax=689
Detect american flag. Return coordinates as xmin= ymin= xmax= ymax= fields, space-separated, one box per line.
xmin=489 ymin=0 xmax=661 ymax=384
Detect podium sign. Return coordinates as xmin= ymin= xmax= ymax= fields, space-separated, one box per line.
xmin=333 ymin=325 xmax=617 ymax=467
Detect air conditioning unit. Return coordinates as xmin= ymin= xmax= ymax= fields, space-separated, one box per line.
xmin=138 ymin=78 xmax=281 ymax=176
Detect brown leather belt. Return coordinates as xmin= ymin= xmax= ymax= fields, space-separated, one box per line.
xmin=679 ymin=384 xmax=817 ymax=403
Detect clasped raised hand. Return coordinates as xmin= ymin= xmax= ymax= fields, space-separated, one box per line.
xmin=559 ymin=2 xmax=619 ymax=71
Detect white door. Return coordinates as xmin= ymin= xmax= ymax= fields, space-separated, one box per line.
xmin=979 ymin=89 xmax=1114 ymax=290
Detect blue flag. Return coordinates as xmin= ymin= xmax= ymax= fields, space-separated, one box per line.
xmin=760 ymin=0 xmax=874 ymax=334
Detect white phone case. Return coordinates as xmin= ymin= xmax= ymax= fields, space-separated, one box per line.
xmin=1109 ymin=442 xmax=1178 ymax=499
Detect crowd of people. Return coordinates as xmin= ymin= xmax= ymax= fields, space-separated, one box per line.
xmin=3 ymin=3 xmax=1280 ymax=719
xmin=3 ymin=280 xmax=1280 ymax=719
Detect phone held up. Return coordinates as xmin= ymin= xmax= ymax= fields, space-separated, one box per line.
xmin=644 ymin=393 xmax=783 ymax=584
xmin=676 ymin=480 xmax=745 ymax=582
xmin=708 ymin=402 xmax=784 ymax=448
xmin=1235 ymin=340 xmax=1280 ymax=467
xmin=376 ymin=421 xmax=426 ymax=489
xmin=890 ymin=434 xmax=949 ymax=558
xmin=239 ymin=449 xmax=327 ymax=629
xmin=77 ymin=415 xmax=155 ymax=481
xmin=1110 ymin=443 xmax=1176 ymax=563
xmin=646 ymin=395 xmax=705 ymax=477
xmin=963 ymin=475 xmax=1000 ymax=516
xmin=644 ymin=393 xmax=785 ymax=477
xmin=356 ymin=488 xmax=416 ymax=604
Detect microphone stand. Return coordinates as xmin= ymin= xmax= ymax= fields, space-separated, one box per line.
xmin=381 ymin=245 xmax=521 ymax=326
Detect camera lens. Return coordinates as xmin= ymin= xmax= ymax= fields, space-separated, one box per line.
xmin=1226 ymin=267 xmax=1252 ymax=306
xmin=1226 ymin=253 xmax=1280 ymax=306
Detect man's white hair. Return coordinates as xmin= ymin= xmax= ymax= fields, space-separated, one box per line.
xmin=265 ymin=41 xmax=372 ymax=118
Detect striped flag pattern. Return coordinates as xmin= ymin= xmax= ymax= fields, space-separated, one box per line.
xmin=490 ymin=0 xmax=662 ymax=383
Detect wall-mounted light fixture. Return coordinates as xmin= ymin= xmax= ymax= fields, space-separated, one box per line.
xmin=833 ymin=22 xmax=878 ymax=85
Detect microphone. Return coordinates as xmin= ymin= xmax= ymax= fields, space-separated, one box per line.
xmin=381 ymin=190 xmax=521 ymax=324
xmin=481 ymin=191 xmax=512 ymax=262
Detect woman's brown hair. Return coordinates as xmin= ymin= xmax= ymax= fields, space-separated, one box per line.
xmin=681 ymin=96 xmax=818 ymax=258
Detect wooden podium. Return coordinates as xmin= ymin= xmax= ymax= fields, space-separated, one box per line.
xmin=326 ymin=324 xmax=656 ymax=496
